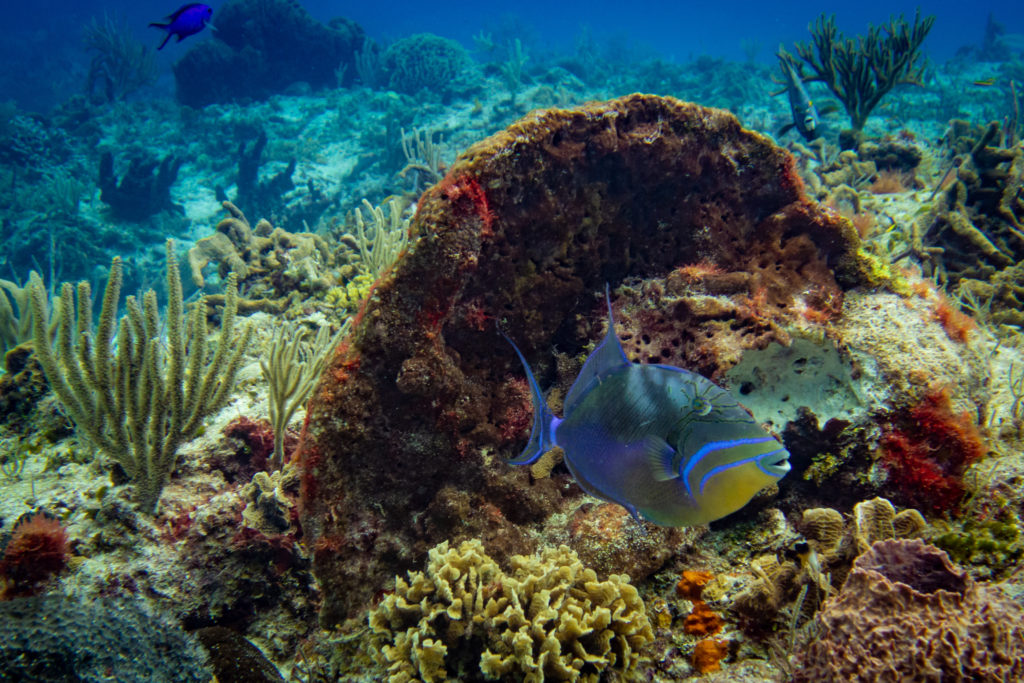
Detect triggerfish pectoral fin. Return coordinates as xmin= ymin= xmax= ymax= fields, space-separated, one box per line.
xmin=499 ymin=327 xmax=560 ymax=465
xmin=641 ymin=435 xmax=679 ymax=482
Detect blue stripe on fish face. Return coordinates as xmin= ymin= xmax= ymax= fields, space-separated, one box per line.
xmin=699 ymin=447 xmax=790 ymax=495
xmin=680 ymin=437 xmax=777 ymax=498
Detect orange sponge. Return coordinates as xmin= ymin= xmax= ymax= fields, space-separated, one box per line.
xmin=676 ymin=570 xmax=713 ymax=600
xmin=693 ymin=638 xmax=729 ymax=673
xmin=683 ymin=600 xmax=723 ymax=636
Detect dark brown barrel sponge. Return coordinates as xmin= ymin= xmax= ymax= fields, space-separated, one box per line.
xmin=298 ymin=94 xmax=864 ymax=625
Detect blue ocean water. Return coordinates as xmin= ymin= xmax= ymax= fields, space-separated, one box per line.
xmin=3 ymin=0 xmax=1023 ymax=110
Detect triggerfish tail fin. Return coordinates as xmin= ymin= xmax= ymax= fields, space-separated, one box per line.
xmin=563 ymin=284 xmax=630 ymax=413
xmin=499 ymin=327 xmax=560 ymax=465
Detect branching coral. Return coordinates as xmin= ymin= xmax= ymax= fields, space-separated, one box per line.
xmin=29 ymin=241 xmax=252 ymax=513
xmin=83 ymin=14 xmax=157 ymax=102
xmin=794 ymin=11 xmax=935 ymax=134
xmin=187 ymin=201 xmax=337 ymax=315
xmin=367 ymin=539 xmax=653 ymax=683
xmin=0 ymin=273 xmax=38 ymax=356
xmin=926 ymin=120 xmax=1024 ymax=326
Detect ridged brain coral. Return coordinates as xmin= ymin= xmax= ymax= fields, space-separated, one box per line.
xmin=794 ymin=538 xmax=1024 ymax=682
xmin=367 ymin=539 xmax=653 ymax=682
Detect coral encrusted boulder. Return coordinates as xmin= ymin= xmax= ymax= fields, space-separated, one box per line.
xmin=794 ymin=538 xmax=1024 ymax=682
xmin=297 ymin=94 xmax=865 ymax=624
xmin=173 ymin=0 xmax=364 ymax=106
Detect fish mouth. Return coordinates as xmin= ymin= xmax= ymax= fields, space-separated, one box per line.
xmin=760 ymin=449 xmax=791 ymax=477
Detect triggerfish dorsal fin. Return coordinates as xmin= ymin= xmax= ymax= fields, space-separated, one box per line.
xmin=499 ymin=327 xmax=560 ymax=465
xmin=564 ymin=284 xmax=630 ymax=414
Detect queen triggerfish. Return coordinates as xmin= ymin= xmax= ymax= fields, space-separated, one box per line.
xmin=501 ymin=287 xmax=791 ymax=527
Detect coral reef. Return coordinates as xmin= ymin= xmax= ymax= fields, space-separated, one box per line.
xmin=381 ymin=34 xmax=475 ymax=99
xmin=924 ymin=120 xmax=1024 ymax=325
xmin=194 ymin=626 xmax=285 ymax=683
xmin=0 ymin=595 xmax=210 ymax=682
xmin=297 ymin=94 xmax=866 ymax=623
xmin=691 ymin=639 xmax=729 ymax=674
xmin=732 ymin=497 xmax=927 ymax=629
xmin=172 ymin=0 xmax=365 ymax=107
xmin=171 ymin=465 xmax=314 ymax=658
xmin=98 ymin=151 xmax=182 ymax=221
xmin=367 ymin=539 xmax=653 ymax=682
xmin=187 ymin=202 xmax=336 ymax=315
xmin=565 ymin=503 xmax=696 ymax=580
xmin=794 ymin=539 xmax=1024 ymax=681
xmin=220 ymin=130 xmax=299 ymax=229
xmin=0 ymin=343 xmax=49 ymax=430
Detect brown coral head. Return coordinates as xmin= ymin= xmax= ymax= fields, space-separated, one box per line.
xmin=854 ymin=538 xmax=968 ymax=596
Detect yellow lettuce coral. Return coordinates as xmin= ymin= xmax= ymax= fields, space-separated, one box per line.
xmin=367 ymin=539 xmax=653 ymax=683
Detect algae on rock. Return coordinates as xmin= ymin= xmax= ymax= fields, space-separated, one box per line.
xmin=367 ymin=539 xmax=653 ymax=683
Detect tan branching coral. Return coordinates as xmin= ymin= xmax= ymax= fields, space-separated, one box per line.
xmin=794 ymin=539 xmax=1024 ymax=681
xmin=367 ymin=539 xmax=653 ymax=683
xmin=187 ymin=202 xmax=335 ymax=313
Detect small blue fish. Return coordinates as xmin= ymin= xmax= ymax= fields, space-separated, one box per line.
xmin=149 ymin=3 xmax=213 ymax=51
xmin=501 ymin=287 xmax=790 ymax=527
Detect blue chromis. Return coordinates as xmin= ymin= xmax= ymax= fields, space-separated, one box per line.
xmin=149 ymin=3 xmax=214 ymax=51
xmin=501 ymin=287 xmax=790 ymax=527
